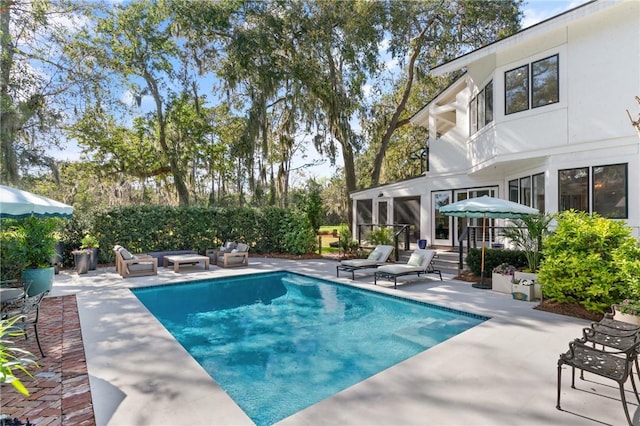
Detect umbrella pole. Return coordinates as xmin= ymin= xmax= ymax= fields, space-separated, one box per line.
xmin=473 ymin=214 xmax=491 ymax=290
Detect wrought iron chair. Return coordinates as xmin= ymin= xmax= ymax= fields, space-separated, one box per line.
xmin=557 ymin=329 xmax=640 ymax=426
xmin=1 ymin=282 xmax=47 ymax=358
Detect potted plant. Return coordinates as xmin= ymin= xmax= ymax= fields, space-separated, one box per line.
xmin=17 ymin=217 xmax=57 ymax=296
xmin=80 ymin=234 xmax=100 ymax=270
xmin=612 ymin=299 xmax=640 ymax=326
xmin=501 ymin=213 xmax=554 ymax=300
xmin=511 ymin=276 xmax=536 ymax=301
xmin=72 ymin=248 xmax=92 ymax=274
xmin=491 ymin=263 xmax=517 ymax=294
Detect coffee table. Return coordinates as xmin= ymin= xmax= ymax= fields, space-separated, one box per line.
xmin=163 ymin=254 xmax=210 ymax=273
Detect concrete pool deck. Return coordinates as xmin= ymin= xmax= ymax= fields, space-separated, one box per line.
xmin=49 ymin=257 xmax=637 ymax=425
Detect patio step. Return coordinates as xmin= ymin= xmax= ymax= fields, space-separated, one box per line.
xmin=397 ymin=249 xmax=463 ymax=276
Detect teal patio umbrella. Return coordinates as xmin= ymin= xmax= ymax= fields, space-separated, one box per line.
xmin=438 ymin=195 xmax=538 ymax=289
xmin=0 ymin=185 xmax=73 ymax=219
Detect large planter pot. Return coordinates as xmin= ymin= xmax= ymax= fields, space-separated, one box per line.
xmin=491 ymin=273 xmax=513 ymax=294
xmin=21 ymin=267 xmax=55 ymax=296
xmin=612 ymin=305 xmax=640 ymax=326
xmin=74 ymin=253 xmax=90 ymax=275
xmin=513 ymin=271 xmax=541 ymax=301
xmin=512 ymin=281 xmax=534 ymax=301
xmin=89 ymin=248 xmax=99 ymax=270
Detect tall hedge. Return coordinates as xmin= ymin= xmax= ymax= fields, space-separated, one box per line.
xmin=91 ymin=205 xmax=317 ymax=262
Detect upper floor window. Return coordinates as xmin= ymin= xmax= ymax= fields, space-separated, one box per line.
xmin=470 ymin=80 xmax=493 ymax=135
xmin=505 ymin=54 xmax=559 ymax=115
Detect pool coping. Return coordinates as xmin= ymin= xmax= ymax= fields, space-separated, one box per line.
xmin=49 ymin=258 xmax=635 ymax=425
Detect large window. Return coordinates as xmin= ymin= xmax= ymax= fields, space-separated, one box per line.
xmin=469 ymin=80 xmax=493 ymax=135
xmin=505 ymin=65 xmax=528 ymax=115
xmin=509 ymin=173 xmax=544 ymax=212
xmin=558 ymin=164 xmax=628 ymax=218
xmin=532 ymin=55 xmax=559 ymax=108
xmin=519 ymin=176 xmax=531 ymax=207
xmin=593 ymin=164 xmax=627 ymax=219
xmin=505 ymin=54 xmax=559 ymax=115
xmin=532 ymin=173 xmax=545 ymax=212
xmin=559 ymin=168 xmax=589 ymax=212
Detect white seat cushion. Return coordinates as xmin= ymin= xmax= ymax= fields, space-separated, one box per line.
xmin=377 ymin=264 xmax=424 ymax=275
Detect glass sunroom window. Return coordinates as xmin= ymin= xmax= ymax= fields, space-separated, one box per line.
xmin=532 ymin=173 xmax=545 ymax=212
xmin=559 ymin=168 xmax=588 ymax=212
xmin=593 ymin=164 xmax=627 ymax=219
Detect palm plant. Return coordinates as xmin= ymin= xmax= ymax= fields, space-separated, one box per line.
xmin=501 ymin=213 xmax=554 ymax=273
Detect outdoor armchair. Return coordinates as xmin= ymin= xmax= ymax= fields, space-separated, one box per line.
xmin=113 ymin=246 xmax=157 ymax=278
xmin=217 ymin=243 xmax=249 ymax=268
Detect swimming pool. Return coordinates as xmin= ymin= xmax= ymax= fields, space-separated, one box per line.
xmin=132 ymin=271 xmax=487 ymax=425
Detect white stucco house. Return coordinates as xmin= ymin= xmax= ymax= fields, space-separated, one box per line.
xmin=350 ymin=0 xmax=640 ymax=249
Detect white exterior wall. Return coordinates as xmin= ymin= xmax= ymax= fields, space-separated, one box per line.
xmin=352 ymin=0 xmax=640 ymax=243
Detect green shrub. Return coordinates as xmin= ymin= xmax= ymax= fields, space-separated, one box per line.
xmin=339 ymin=227 xmax=359 ymax=254
xmin=367 ymin=227 xmax=394 ymax=246
xmin=0 ymin=227 xmax=25 ymax=281
xmin=466 ymin=248 xmax=527 ymax=277
xmin=537 ymin=210 xmax=640 ymax=313
xmin=280 ymin=211 xmax=317 ymax=255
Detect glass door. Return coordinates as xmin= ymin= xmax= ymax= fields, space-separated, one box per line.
xmin=453 ymin=188 xmax=497 ymax=248
xmin=432 ymin=191 xmax=452 ymax=246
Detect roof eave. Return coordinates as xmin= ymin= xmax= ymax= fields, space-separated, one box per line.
xmin=430 ymin=0 xmax=613 ymax=76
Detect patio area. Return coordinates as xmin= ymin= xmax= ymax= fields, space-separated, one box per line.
xmin=5 ymin=256 xmax=638 ymax=425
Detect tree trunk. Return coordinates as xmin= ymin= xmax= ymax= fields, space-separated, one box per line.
xmin=371 ymin=25 xmax=430 ymax=186
xmin=143 ymin=69 xmax=190 ymax=205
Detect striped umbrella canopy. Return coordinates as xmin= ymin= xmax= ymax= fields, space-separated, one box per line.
xmin=0 ymin=185 xmax=73 ymax=219
xmin=439 ymin=195 xmax=539 ymax=289
xmin=438 ymin=195 xmax=539 ymax=219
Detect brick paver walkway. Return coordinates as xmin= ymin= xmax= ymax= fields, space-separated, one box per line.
xmin=0 ymin=295 xmax=95 ymax=426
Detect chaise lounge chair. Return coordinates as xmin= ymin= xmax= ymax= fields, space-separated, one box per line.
xmin=113 ymin=245 xmax=158 ymax=278
xmin=374 ymin=249 xmax=442 ymax=289
xmin=336 ymin=245 xmax=394 ymax=280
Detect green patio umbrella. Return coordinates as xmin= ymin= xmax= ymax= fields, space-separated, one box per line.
xmin=0 ymin=185 xmax=73 ymax=219
xmin=438 ymin=195 xmax=539 ymax=289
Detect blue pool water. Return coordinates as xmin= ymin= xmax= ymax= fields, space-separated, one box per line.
xmin=132 ymin=272 xmax=487 ymax=425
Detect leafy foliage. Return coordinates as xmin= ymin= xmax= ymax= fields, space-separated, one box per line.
xmin=91 ymin=205 xmax=318 ymax=262
xmin=466 ymin=248 xmax=527 ymax=278
xmin=338 ymin=226 xmax=359 ymax=254
xmin=367 ymin=227 xmax=394 ymax=246
xmin=537 ymin=210 xmax=640 ymax=313
xmin=0 ymin=225 xmax=25 ymax=281
xmin=500 ymin=213 xmax=554 ymax=272
xmin=0 ymin=316 xmax=38 ymax=396
xmin=16 ymin=217 xmax=58 ymax=269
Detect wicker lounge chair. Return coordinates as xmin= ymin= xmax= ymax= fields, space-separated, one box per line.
xmin=374 ymin=249 xmax=442 ymax=288
xmin=336 ymin=245 xmax=394 ymax=280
